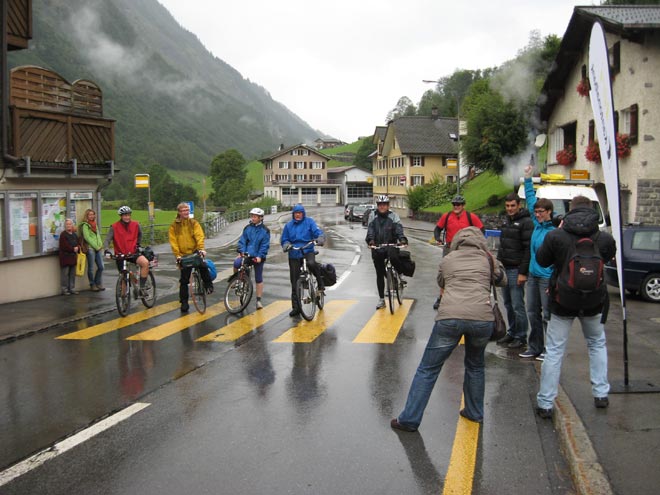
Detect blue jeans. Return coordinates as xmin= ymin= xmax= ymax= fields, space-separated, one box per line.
xmin=86 ymin=248 xmax=104 ymax=287
xmin=526 ymin=276 xmax=550 ymax=355
xmin=537 ymin=313 xmax=609 ymax=410
xmin=397 ymin=319 xmax=493 ymax=428
xmin=501 ymin=268 xmax=528 ymax=341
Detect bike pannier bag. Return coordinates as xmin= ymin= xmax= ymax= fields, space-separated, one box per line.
xmin=320 ymin=263 xmax=337 ymax=287
xmin=398 ymin=250 xmax=416 ymax=277
xmin=180 ymin=254 xmax=204 ymax=269
xmin=204 ymin=259 xmax=218 ymax=281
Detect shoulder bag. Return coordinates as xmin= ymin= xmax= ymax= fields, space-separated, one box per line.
xmin=487 ymin=253 xmax=506 ymax=341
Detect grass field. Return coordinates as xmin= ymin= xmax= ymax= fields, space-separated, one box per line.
xmin=422 ymin=171 xmax=513 ymax=214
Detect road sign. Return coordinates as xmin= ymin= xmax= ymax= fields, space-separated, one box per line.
xmin=186 ymin=201 xmax=195 ymax=219
xmin=447 ymin=159 xmax=457 ymax=169
xmin=399 ymin=175 xmax=406 ymax=185
xmin=135 ymin=174 xmax=150 ymax=188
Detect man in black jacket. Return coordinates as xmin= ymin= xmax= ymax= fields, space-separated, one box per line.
xmin=496 ymin=193 xmax=534 ymax=351
xmin=535 ymin=195 xmax=616 ymax=419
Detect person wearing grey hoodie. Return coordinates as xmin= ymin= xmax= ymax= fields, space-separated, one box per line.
xmin=391 ymin=227 xmax=506 ymax=431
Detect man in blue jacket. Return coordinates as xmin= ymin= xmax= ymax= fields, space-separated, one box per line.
xmin=281 ymin=204 xmax=325 ymax=317
xmin=234 ymin=207 xmax=270 ymax=309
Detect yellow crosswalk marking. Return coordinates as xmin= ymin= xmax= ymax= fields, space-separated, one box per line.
xmin=196 ymin=300 xmax=290 ymax=342
xmin=127 ymin=302 xmax=227 ymax=341
xmin=274 ymin=300 xmax=357 ymax=343
xmin=352 ymin=299 xmax=414 ymax=344
xmin=443 ymin=396 xmax=479 ymax=495
xmin=57 ymin=301 xmax=181 ymax=340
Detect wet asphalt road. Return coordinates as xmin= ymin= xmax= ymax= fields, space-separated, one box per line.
xmin=0 ymin=208 xmax=607 ymax=494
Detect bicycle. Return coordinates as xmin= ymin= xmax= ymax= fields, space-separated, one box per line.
xmin=178 ymin=251 xmax=208 ymax=314
xmin=110 ymin=249 xmax=157 ymax=317
xmin=224 ymin=254 xmax=255 ymax=314
xmin=290 ymin=241 xmax=324 ymax=321
xmin=371 ymin=243 xmax=406 ymax=314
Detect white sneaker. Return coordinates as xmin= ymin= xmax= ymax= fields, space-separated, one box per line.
xmin=256 ymin=300 xmax=263 ymax=310
xmin=376 ymin=298 xmax=385 ymax=309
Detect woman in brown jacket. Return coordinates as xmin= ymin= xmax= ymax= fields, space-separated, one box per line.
xmin=392 ymin=227 xmax=506 ymax=431
xmin=59 ymin=219 xmax=80 ymax=295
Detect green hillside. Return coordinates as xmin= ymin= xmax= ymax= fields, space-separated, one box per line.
xmin=423 ymin=171 xmax=513 ymax=214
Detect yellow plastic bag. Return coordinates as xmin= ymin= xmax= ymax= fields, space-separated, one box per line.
xmin=76 ymin=252 xmax=87 ymax=277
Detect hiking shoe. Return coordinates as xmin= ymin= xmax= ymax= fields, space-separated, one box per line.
xmin=507 ymin=339 xmax=525 ymax=349
xmin=256 ymin=300 xmax=264 ymax=310
xmin=96 ymin=284 xmax=106 ymax=291
xmin=390 ymin=418 xmax=417 ymax=432
xmin=91 ymin=285 xmax=100 ymax=292
xmin=69 ymin=290 xmax=79 ymax=295
xmin=536 ymin=352 xmax=546 ymax=362
xmin=459 ymin=409 xmax=483 ymax=424
xmin=497 ymin=334 xmax=515 ymax=346
xmin=594 ymin=397 xmax=609 ymax=409
xmin=518 ymin=350 xmax=539 ymax=359
xmin=536 ymin=407 xmax=553 ymax=419
xmin=376 ymin=298 xmax=385 ymax=309
xmin=289 ymin=309 xmax=301 ymax=317
xmin=180 ymin=303 xmax=190 ymax=313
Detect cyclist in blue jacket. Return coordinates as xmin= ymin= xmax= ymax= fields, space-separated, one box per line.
xmin=281 ymin=204 xmax=325 ymax=317
xmin=234 ymin=208 xmax=271 ymax=309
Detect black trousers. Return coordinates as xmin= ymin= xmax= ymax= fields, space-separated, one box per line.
xmin=288 ymin=253 xmax=324 ymax=309
xmin=371 ymin=247 xmax=401 ymax=298
xmin=179 ymin=266 xmax=193 ymax=303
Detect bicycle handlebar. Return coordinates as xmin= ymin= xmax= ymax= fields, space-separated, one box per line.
xmin=369 ymin=243 xmax=406 ymax=249
xmin=290 ymin=240 xmax=317 ymax=251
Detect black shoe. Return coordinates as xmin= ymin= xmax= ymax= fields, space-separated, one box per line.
xmin=180 ymin=303 xmax=189 ymax=313
xmin=289 ymin=309 xmax=301 ymax=317
xmin=536 ymin=407 xmax=553 ymax=419
xmin=594 ymin=397 xmax=609 ymax=409
xmin=497 ymin=334 xmax=514 ymax=345
xmin=390 ymin=418 xmax=417 ymax=432
xmin=507 ymin=338 xmax=526 ymax=349
xmin=518 ymin=350 xmax=540 ymax=359
xmin=459 ymin=409 xmax=483 ymax=424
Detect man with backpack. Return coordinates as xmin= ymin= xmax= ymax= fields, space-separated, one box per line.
xmin=535 ymin=195 xmax=616 ymax=419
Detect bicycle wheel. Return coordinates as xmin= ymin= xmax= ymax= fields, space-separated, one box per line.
xmin=190 ymin=270 xmax=207 ymax=314
xmin=224 ymin=271 xmax=253 ymax=314
xmin=316 ymin=284 xmax=325 ymax=310
xmin=115 ymin=274 xmax=131 ymax=317
xmin=386 ymin=266 xmax=395 ymax=314
xmin=297 ymin=275 xmax=316 ymax=321
xmin=141 ymin=271 xmax=157 ymax=308
xmin=395 ymin=271 xmax=403 ymax=305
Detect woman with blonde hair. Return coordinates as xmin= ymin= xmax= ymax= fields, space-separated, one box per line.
xmin=80 ymin=208 xmax=105 ymax=291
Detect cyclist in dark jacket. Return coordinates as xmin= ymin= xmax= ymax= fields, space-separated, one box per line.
xmin=496 ymin=192 xmax=533 ymax=352
xmin=366 ymin=195 xmax=408 ymax=309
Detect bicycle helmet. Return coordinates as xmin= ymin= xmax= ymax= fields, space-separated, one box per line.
xmin=117 ymin=205 xmax=132 ymax=215
xmin=451 ymin=195 xmax=466 ymax=205
xmin=249 ymin=207 xmax=265 ymax=216
xmin=375 ymin=195 xmax=390 ymax=204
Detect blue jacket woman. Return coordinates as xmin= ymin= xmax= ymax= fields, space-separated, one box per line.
xmin=234 ymin=208 xmax=271 ymax=309
xmin=280 ymin=204 xmax=325 ymax=317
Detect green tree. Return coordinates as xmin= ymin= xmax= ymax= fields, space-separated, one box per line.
xmin=461 ymin=80 xmax=528 ymax=174
xmin=209 ymin=149 xmax=252 ymax=207
xmin=353 ymin=137 xmax=376 ymax=171
xmin=386 ymin=96 xmax=417 ymax=122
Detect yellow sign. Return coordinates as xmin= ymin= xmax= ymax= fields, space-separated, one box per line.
xmin=570 ymin=169 xmax=590 ymax=180
xmin=135 ymin=174 xmax=150 ymax=188
xmin=447 ymin=159 xmax=457 ymax=169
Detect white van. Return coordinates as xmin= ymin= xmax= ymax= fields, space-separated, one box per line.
xmin=517 ymin=177 xmax=607 ymax=230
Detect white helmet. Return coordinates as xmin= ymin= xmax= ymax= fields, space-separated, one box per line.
xmin=250 ymin=207 xmax=265 ymax=216
xmin=375 ymin=194 xmax=390 ymax=204
xmin=117 ymin=205 xmax=132 ymax=215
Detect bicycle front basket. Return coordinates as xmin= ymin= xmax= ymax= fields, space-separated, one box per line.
xmin=180 ymin=254 xmax=204 ymax=269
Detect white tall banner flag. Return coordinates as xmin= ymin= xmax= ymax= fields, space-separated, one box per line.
xmin=589 ymin=22 xmax=624 ymax=308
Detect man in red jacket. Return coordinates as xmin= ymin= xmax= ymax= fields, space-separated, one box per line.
xmin=104 ymin=206 xmax=150 ymax=292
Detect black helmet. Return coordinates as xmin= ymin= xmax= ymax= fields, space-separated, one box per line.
xmin=451 ymin=195 xmax=466 ymax=204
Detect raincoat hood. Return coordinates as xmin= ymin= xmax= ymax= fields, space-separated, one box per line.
xmin=450 ymin=226 xmax=488 ymax=252
xmin=561 ymin=207 xmax=600 ymax=237
xmin=292 ymin=204 xmax=306 ymax=222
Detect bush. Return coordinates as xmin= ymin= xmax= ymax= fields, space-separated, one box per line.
xmin=487 ymin=194 xmax=500 ymax=207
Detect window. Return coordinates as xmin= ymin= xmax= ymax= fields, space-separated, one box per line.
xmin=310 ymin=174 xmax=322 ymax=181
xmin=411 ymin=175 xmax=425 ymax=186
xmin=278 ymin=161 xmax=290 ymax=169
xmin=609 ymin=41 xmax=620 ymax=76
xmin=550 ymin=123 xmax=576 ymax=162
xmin=632 ymin=230 xmax=660 ymax=251
xmin=411 ymin=156 xmax=424 ymax=167
xmin=619 ymin=104 xmax=639 ymax=145
xmin=295 ymin=162 xmax=306 ymax=169
xmin=312 ymin=162 xmax=324 ymax=169
xmin=294 ymin=174 xmax=305 ymax=181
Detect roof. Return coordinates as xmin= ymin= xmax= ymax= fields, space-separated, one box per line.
xmin=390 ymin=117 xmax=458 ymax=155
xmin=538 ymin=6 xmax=660 ymax=122
xmin=327 ymin=166 xmax=356 ymax=174
xmin=374 ymin=126 xmax=387 ymax=141
xmin=259 ymin=143 xmax=331 ymax=162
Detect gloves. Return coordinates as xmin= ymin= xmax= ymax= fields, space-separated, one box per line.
xmin=315 ymin=237 xmax=325 ymax=247
xmin=523 ymin=165 xmax=533 ymax=179
xmin=104 ymin=249 xmax=112 ymax=258
xmin=283 ymin=242 xmax=292 ymax=252
xmin=398 ymin=237 xmax=408 ymax=246
xmin=368 ymin=240 xmax=375 ymax=247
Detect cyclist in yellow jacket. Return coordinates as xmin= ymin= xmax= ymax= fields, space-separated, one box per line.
xmin=169 ymin=202 xmax=206 ymax=313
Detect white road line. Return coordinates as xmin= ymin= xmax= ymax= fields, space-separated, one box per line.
xmin=0 ymin=402 xmax=150 ymax=487
xmin=326 ymin=270 xmax=351 ymax=291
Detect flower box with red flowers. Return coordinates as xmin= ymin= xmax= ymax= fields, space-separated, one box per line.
xmin=556 ymin=145 xmax=577 ymax=166
xmin=617 ymin=133 xmax=631 ymax=158
xmin=585 ymin=141 xmax=601 ymax=163
xmin=577 ymin=78 xmax=590 ymax=97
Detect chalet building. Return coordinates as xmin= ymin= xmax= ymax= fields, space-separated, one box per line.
xmin=371 ymin=116 xmax=459 ymax=216
xmin=327 ymin=166 xmax=373 ymax=206
xmin=1 ymin=2 xmax=116 ymax=303
xmin=540 ymin=5 xmax=660 ymax=225
xmin=261 ymin=144 xmax=340 ymax=206
xmin=314 ymin=137 xmax=345 ymax=150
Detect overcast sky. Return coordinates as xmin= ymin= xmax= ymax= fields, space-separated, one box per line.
xmin=157 ymin=0 xmax=588 ymax=143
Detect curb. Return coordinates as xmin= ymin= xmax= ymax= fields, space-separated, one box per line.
xmin=554 ymin=384 xmax=614 ymax=495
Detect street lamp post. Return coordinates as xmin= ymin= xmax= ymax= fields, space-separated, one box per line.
xmin=422 ymin=80 xmax=461 ymax=195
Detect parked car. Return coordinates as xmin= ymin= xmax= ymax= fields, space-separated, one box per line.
xmin=344 ymin=203 xmax=358 ymax=220
xmin=350 ymin=204 xmax=371 ymax=222
xmin=604 ymin=225 xmax=660 ymax=302
xmin=362 ymin=205 xmax=375 ymax=226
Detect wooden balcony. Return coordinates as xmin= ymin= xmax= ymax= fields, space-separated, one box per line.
xmin=8 ymin=66 xmax=115 ymax=176
xmin=7 ymin=0 xmax=32 ymax=50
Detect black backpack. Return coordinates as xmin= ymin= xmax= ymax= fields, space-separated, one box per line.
xmin=320 ymin=263 xmax=337 ymax=287
xmin=554 ymin=232 xmax=605 ymax=311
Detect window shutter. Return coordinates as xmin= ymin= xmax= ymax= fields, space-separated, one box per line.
xmin=630 ymin=103 xmax=638 ymax=145
xmin=421 ymin=156 xmax=425 ymax=167
xmin=614 ymin=111 xmax=619 ymax=134
xmin=589 ymin=120 xmax=595 ymax=144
